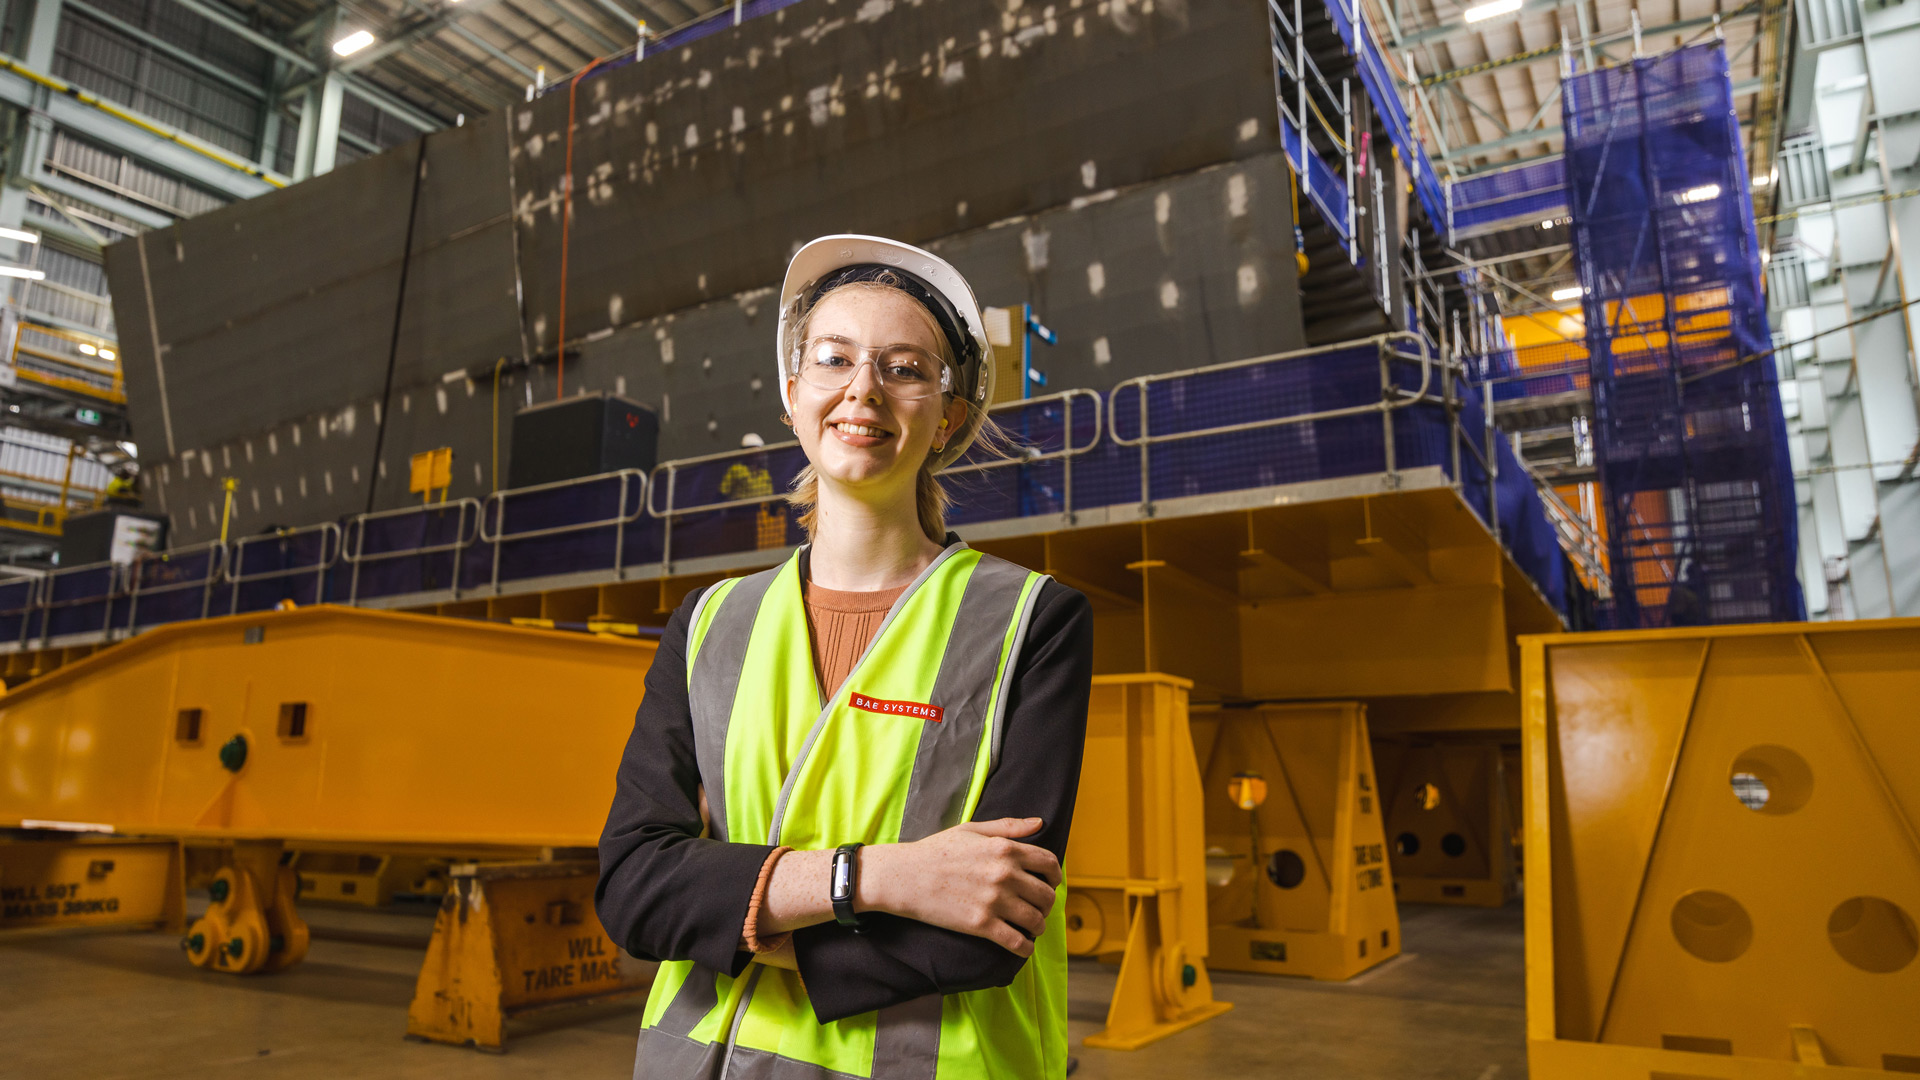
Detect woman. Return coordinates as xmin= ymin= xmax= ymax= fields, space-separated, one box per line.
xmin=598 ymin=235 xmax=1093 ymax=1080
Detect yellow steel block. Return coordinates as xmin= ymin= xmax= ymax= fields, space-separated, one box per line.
xmin=0 ymin=606 xmax=654 ymax=848
xmin=1192 ymin=703 xmax=1402 ymax=980
xmin=1522 ymin=619 xmax=1920 ymax=1077
xmin=1063 ymin=674 xmax=1233 ymax=1051
xmin=1376 ymin=739 xmax=1518 ymax=907
xmin=0 ymin=835 xmax=184 ymax=934
xmin=292 ymin=852 xmax=451 ymax=907
xmin=407 ymin=860 xmax=650 ymax=1052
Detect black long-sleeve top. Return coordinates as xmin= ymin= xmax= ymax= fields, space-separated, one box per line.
xmin=595 ymin=555 xmax=1093 ymax=1024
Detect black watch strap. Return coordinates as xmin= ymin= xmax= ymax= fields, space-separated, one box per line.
xmin=830 ymin=843 xmax=865 ymax=932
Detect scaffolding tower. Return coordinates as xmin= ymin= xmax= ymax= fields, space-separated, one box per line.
xmin=1563 ymin=42 xmax=1804 ymax=627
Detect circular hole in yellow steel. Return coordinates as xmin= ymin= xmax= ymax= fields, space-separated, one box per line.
xmin=1827 ymin=897 xmax=1918 ymax=974
xmin=1728 ymin=745 xmax=1812 ymax=815
xmin=1670 ymin=890 xmax=1753 ymax=963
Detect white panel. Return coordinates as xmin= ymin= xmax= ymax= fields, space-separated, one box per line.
xmin=1799 ymin=505 xmax=1830 ymax=616
xmin=1879 ymin=480 xmax=1920 ymax=617
xmin=1826 ymin=397 xmax=1878 ymax=541
xmin=1797 ymin=373 xmax=1828 ymax=428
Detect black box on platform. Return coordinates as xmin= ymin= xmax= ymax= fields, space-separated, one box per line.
xmin=60 ymin=508 xmax=168 ymax=567
xmin=507 ymin=392 xmax=660 ymax=489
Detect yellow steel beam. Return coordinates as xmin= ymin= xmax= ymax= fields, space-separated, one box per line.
xmin=0 ymin=605 xmax=653 ymax=848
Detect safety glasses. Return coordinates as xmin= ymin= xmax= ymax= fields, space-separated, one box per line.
xmin=791 ymin=336 xmax=953 ymax=400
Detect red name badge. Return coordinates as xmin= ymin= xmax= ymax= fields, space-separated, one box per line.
xmin=849 ymin=692 xmax=944 ymax=724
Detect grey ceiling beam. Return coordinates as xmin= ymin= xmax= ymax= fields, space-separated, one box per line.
xmin=445 ymin=20 xmax=540 ymax=81
xmin=166 ymin=0 xmax=447 ymax=132
xmin=63 ymin=0 xmax=268 ymax=100
xmin=1419 ymin=5 xmax=1762 ymax=86
xmin=497 ymin=0 xmax=599 ymax=66
xmin=1439 ymin=78 xmax=1764 ymax=162
xmin=540 ymin=0 xmax=627 ymax=56
xmin=1398 ymin=0 xmax=1567 ymax=49
xmin=334 ymin=0 xmax=515 ymax=74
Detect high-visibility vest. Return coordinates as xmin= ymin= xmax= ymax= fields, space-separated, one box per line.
xmin=634 ymin=543 xmax=1067 ymax=1079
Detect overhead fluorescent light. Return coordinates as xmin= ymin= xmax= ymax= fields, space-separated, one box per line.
xmin=78 ymin=343 xmax=97 ymax=356
xmin=1751 ymin=174 xmax=1771 ymax=187
xmin=1463 ymin=0 xmax=1523 ymax=22
xmin=333 ymin=29 xmax=375 ymax=56
xmin=0 ymin=227 xmax=40 ymax=243
xmin=1551 ymin=286 xmax=1583 ymax=302
xmin=1678 ymin=183 xmax=1722 ymax=204
xmin=0 ymin=266 xmax=46 ymax=279
xmin=99 ymin=348 xmax=116 ymax=361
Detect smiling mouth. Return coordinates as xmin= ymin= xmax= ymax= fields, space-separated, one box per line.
xmin=831 ymin=421 xmax=893 ymax=439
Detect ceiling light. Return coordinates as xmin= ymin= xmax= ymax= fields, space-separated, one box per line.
xmin=1463 ymin=0 xmax=1523 ymax=22
xmin=333 ymin=29 xmax=375 ymax=56
xmin=1541 ymin=219 xmax=1555 ymax=229
xmin=78 ymin=343 xmax=97 ymax=356
xmin=1751 ymin=174 xmax=1771 ymax=187
xmin=1677 ymin=184 xmax=1722 ymax=204
xmin=1551 ymin=286 xmax=1583 ymax=302
xmin=98 ymin=348 xmax=116 ymax=361
xmin=0 ymin=227 xmax=40 ymax=243
xmin=0 ymin=266 xmax=46 ymax=279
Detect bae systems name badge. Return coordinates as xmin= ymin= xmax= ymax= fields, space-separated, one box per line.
xmin=848 ymin=692 xmax=944 ymax=724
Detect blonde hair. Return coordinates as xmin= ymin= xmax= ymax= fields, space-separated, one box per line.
xmin=780 ymin=274 xmax=1006 ymax=543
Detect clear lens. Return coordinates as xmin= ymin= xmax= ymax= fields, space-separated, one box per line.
xmin=796 ymin=336 xmax=950 ymax=399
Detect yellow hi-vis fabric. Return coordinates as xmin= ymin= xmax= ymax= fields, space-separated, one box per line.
xmin=633 ymin=543 xmax=1066 ymax=1080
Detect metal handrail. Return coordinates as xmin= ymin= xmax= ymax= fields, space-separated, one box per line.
xmin=479 ymin=469 xmax=649 ymax=545
xmin=1106 ymin=332 xmax=1438 ymax=450
xmin=227 ymin=522 xmax=343 ymax=584
xmin=342 ymin=499 xmax=483 ymax=562
xmin=1525 ymin=461 xmax=1613 ymax=599
xmin=124 ymin=540 xmax=229 ymax=630
xmin=226 ymin=522 xmax=342 ymax=615
xmin=35 ymin=557 xmax=122 ymax=644
xmin=646 ymin=442 xmax=802 ymax=520
xmin=0 ymin=569 xmax=44 ymax=648
xmin=946 ymin=388 xmax=1105 ymax=476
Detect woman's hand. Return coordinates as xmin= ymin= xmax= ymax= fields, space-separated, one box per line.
xmin=863 ymin=818 xmax=1062 ymax=957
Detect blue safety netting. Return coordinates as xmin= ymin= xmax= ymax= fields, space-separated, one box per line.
xmin=1448 ymin=158 xmax=1569 ymax=241
xmin=1563 ymin=42 xmax=1802 ymax=626
xmin=1281 ymin=119 xmax=1354 ymax=252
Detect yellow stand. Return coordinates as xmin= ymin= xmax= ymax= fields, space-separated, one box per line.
xmin=1066 ymin=674 xmax=1233 ymax=1051
xmin=406 ymin=860 xmax=649 ymax=1052
xmin=1192 ymin=702 xmax=1402 ymax=981
xmin=1375 ymin=739 xmax=1518 ymax=907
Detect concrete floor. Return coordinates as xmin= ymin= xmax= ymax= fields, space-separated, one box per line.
xmin=0 ymin=901 xmax=1525 ymax=1079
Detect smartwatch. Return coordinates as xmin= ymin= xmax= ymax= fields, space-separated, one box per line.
xmin=830 ymin=843 xmax=865 ymax=933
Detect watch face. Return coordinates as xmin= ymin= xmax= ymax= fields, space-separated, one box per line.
xmin=831 ymin=857 xmax=853 ymax=901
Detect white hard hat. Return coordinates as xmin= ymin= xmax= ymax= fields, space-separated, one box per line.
xmin=777 ymin=234 xmax=995 ymax=470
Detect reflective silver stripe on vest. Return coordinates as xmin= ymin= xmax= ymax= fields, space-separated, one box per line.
xmin=896 ymin=556 xmax=1044 ymax=843
xmin=725 ymin=1044 xmax=868 ymax=1080
xmin=687 ymin=567 xmax=783 ymax=843
xmin=654 ymin=966 xmax=722 ymax=1039
xmin=634 ymin=1023 xmax=727 ymax=1079
xmin=869 ymin=993 xmax=943 ymax=1079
